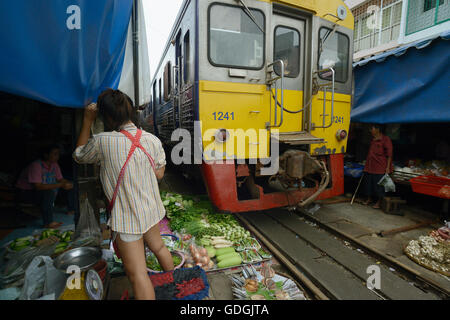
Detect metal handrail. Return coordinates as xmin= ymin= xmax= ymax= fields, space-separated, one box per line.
xmin=313 ymin=67 xmax=335 ymax=129
xmin=267 ymin=59 xmax=285 ymax=128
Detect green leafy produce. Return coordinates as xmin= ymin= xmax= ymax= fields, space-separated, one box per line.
xmin=161 ymin=192 xmax=197 ymax=219
xmin=246 ymin=249 xmax=261 ymax=262
xmin=161 ymin=192 xmax=208 ymax=232
xmin=146 ymin=252 xmax=182 ymax=271
xmin=160 ymin=191 xmax=262 ymax=270
xmin=257 ymin=248 xmax=272 ymax=259
xmin=40 ymin=229 xmax=60 ymax=240
xmin=9 ymin=237 xmax=33 ymax=252
xmin=59 ymin=231 xmax=74 ymax=242
xmin=183 ymin=220 xmax=207 ymax=236
xmin=54 ymin=242 xmax=69 ymax=254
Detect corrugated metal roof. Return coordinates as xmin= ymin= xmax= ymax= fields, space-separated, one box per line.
xmin=353 ymin=30 xmax=450 ymax=68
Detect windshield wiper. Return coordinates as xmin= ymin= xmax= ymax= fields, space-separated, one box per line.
xmin=318 ymin=24 xmax=338 ymax=59
xmin=235 ymin=0 xmax=265 ymax=34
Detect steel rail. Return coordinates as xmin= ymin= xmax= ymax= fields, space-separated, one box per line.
xmin=235 ymin=213 xmax=330 ymax=300
xmin=297 ymin=209 xmax=450 ymax=299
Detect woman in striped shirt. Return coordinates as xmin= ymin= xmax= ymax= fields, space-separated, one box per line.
xmin=73 ymin=89 xmax=174 ymax=300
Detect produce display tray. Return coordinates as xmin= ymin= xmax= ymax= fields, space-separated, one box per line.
xmin=409 ymin=175 xmax=450 ymax=199
xmin=230 ymin=265 xmax=306 ymax=300
xmin=391 ymin=170 xmax=421 ymax=184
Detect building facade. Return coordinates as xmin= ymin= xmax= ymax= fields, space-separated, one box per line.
xmin=345 ymin=0 xmax=450 ymax=60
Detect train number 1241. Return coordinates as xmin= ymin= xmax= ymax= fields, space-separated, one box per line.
xmin=332 ymin=116 xmax=344 ymax=124
xmin=213 ymin=112 xmax=235 ymax=121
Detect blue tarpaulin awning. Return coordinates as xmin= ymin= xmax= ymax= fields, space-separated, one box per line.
xmin=0 ymin=0 xmax=141 ymax=108
xmin=351 ymin=31 xmax=450 ymax=124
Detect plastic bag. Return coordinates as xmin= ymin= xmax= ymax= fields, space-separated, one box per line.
xmin=378 ymin=174 xmax=396 ymax=193
xmin=73 ymin=198 xmax=102 ymax=247
xmin=0 ymin=242 xmax=58 ymax=287
xmin=0 ymin=287 xmax=21 ymax=300
xmin=19 ymin=256 xmax=67 ymax=300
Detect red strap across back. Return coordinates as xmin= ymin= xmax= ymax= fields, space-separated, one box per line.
xmin=107 ymin=129 xmax=156 ymax=213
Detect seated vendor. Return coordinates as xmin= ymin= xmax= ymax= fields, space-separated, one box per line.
xmin=15 ymin=144 xmax=74 ymax=228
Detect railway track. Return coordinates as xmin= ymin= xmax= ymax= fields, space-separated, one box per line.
xmin=236 ymin=208 xmax=448 ymax=300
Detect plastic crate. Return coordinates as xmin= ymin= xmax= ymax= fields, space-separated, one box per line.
xmin=409 ymin=175 xmax=450 ymax=199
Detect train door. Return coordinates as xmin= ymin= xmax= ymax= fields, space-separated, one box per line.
xmin=270 ymin=14 xmax=305 ymax=134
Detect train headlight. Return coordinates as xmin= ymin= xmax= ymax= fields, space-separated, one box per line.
xmin=336 ymin=129 xmax=347 ymax=141
xmin=215 ymin=129 xmax=229 ymax=143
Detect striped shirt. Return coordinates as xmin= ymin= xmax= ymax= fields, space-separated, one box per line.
xmin=73 ymin=123 xmax=166 ymax=234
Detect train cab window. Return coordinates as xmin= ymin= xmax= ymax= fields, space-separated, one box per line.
xmin=274 ymin=26 xmax=300 ymax=78
xmin=208 ymin=4 xmax=265 ymax=69
xmin=183 ymin=31 xmax=190 ymax=83
xmin=318 ymin=28 xmax=349 ymax=83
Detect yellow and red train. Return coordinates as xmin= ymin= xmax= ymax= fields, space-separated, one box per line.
xmin=144 ymin=0 xmax=354 ymax=213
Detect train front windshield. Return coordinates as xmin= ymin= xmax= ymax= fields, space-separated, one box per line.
xmin=208 ymin=4 xmax=265 ymax=69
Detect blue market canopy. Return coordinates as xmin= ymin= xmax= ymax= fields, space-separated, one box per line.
xmin=0 ymin=0 xmax=151 ymax=108
xmin=351 ymin=31 xmax=450 ymax=124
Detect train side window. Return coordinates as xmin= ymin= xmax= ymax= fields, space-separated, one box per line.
xmin=152 ymin=82 xmax=157 ymax=108
xmin=159 ymin=78 xmax=162 ymax=104
xmin=208 ymin=3 xmax=265 ymax=69
xmin=164 ymin=61 xmax=172 ymax=101
xmin=274 ymin=26 xmax=300 ymax=78
xmin=318 ymin=27 xmax=349 ymax=83
xmin=149 ymin=95 xmax=153 ymax=113
xmin=183 ymin=31 xmax=190 ymax=83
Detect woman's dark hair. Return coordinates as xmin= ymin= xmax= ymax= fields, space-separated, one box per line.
xmin=40 ymin=144 xmax=60 ymax=160
xmin=97 ymin=89 xmax=139 ymax=131
xmin=371 ymin=123 xmax=385 ymax=134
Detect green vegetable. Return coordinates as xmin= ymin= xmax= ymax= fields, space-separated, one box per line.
xmin=215 ymin=247 xmax=235 ymax=256
xmin=9 ymin=237 xmax=33 ymax=251
xmin=15 ymin=236 xmax=33 ymax=242
xmin=40 ymin=229 xmax=59 ymax=240
xmin=257 ymin=248 xmax=271 ymax=259
xmin=200 ymin=238 xmax=211 ymax=247
xmin=217 ymin=256 xmax=242 ymax=268
xmin=59 ymin=231 xmax=73 ymax=242
xmin=205 ymin=246 xmax=216 ymax=258
xmin=216 ymin=252 xmax=241 ymax=262
xmin=146 ymin=253 xmax=182 ymax=271
xmin=11 ymin=244 xmax=30 ymax=251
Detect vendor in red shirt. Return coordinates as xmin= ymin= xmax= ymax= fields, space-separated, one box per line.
xmin=363 ymin=124 xmax=393 ymax=209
